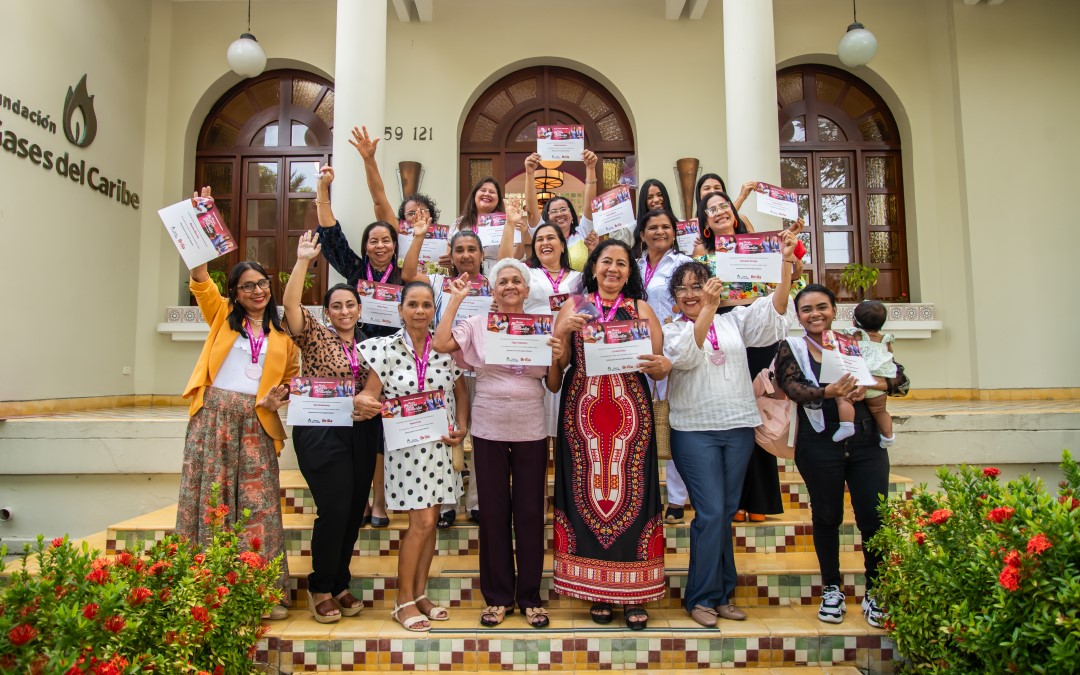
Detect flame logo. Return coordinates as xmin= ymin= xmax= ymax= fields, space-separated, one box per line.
xmin=63 ymin=75 xmax=97 ymax=148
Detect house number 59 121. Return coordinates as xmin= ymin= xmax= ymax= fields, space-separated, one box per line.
xmin=383 ymin=126 xmax=434 ymax=141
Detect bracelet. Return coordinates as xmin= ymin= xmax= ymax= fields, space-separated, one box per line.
xmin=585 ymin=180 xmax=597 ymax=185
xmin=314 ymin=200 xmax=330 ymax=205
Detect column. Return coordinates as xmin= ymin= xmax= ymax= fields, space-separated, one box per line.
xmin=723 ymin=0 xmax=782 ymax=230
xmin=331 ymin=0 xmax=388 ymax=282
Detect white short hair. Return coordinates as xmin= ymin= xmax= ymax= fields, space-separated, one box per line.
xmin=489 ymin=258 xmax=531 ymax=290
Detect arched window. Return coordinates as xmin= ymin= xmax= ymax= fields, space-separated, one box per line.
xmin=777 ymin=65 xmax=908 ymax=300
xmin=460 ymin=66 xmax=635 ymax=213
xmin=195 ymin=70 xmax=334 ymax=303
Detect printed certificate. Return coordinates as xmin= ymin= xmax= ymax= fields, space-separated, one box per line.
xmin=442 ymin=277 xmax=493 ymax=326
xmin=713 ymin=233 xmax=784 ymax=284
xmin=485 ymin=312 xmax=554 ymax=366
xmin=398 ymin=221 xmax=449 ymax=266
xmin=582 ymin=319 xmax=653 ymax=376
xmin=157 ymin=197 xmax=238 ymax=270
xmin=286 ymin=377 xmax=355 ymax=427
xmin=476 ymin=212 xmax=521 ymax=248
xmin=548 ymin=293 xmax=573 ymax=313
xmin=590 ymin=186 xmax=636 ymax=236
xmin=357 ymin=281 xmax=404 ymax=328
xmin=755 ymin=182 xmax=799 ymax=221
xmin=537 ymin=125 xmax=585 ymax=161
xmin=818 ymin=331 xmax=877 ymax=386
xmin=676 ymin=219 xmax=700 ymax=254
xmin=381 ymin=390 xmax=450 ymax=452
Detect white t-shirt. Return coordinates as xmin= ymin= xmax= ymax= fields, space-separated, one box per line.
xmin=213 ymin=333 xmax=268 ymax=396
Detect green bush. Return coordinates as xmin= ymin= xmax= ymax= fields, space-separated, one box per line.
xmin=869 ymin=451 xmax=1080 ymax=673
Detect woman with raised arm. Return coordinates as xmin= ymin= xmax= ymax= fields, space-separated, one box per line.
xmin=432 ymin=260 xmax=565 ymax=628
xmin=281 ymin=231 xmax=373 ymax=623
xmin=353 ymin=282 xmax=470 ymax=632
xmin=175 ymin=187 xmax=300 ymax=621
xmin=447 ymin=176 xmax=508 ymax=271
xmin=549 ymin=240 xmax=672 ymax=630
xmin=521 ymin=151 xmax=599 ymax=271
xmin=636 ymin=178 xmax=678 ymax=224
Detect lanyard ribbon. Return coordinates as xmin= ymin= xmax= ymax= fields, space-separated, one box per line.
xmin=542 ymin=267 xmax=566 ymax=292
xmin=413 ymin=333 xmax=433 ymax=392
xmin=679 ymin=314 xmax=719 ymax=351
xmin=366 ymin=261 xmax=393 ymax=283
xmin=245 ymin=319 xmax=265 ymax=364
xmin=342 ymin=339 xmax=360 ymax=380
xmin=594 ymin=293 xmax=624 ymax=324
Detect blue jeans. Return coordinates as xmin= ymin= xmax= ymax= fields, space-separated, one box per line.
xmin=670 ymin=427 xmax=755 ymax=610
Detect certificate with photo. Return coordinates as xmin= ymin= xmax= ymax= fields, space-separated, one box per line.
xmin=675 ymin=219 xmax=700 ymax=254
xmin=582 ymin=319 xmax=652 ymax=376
xmin=441 ymin=276 xmax=493 ymax=326
xmin=484 ymin=312 xmax=554 ymax=366
xmin=817 ymin=331 xmax=877 ymax=385
xmin=397 ymin=220 xmax=449 ymax=266
xmin=475 ymin=212 xmax=521 ymax=248
xmin=537 ymin=125 xmax=585 ymax=161
xmin=548 ymin=293 xmax=573 ymax=313
xmin=357 ymin=281 xmax=404 ymax=328
xmin=755 ymin=182 xmax=799 ymax=221
xmin=712 ymin=232 xmax=784 ymax=284
xmin=285 ymin=377 xmax=355 ymax=427
xmin=590 ymin=186 xmax=636 ymax=237
xmin=157 ymin=197 xmax=238 ymax=270
xmin=381 ymin=390 xmax=450 ymax=452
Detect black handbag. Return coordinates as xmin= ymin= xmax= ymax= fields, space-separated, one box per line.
xmin=888 ymin=361 xmax=911 ymax=397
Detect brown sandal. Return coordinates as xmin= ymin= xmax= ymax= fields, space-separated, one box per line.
xmin=480 ymin=605 xmax=513 ymax=627
xmin=525 ymin=606 xmax=550 ymax=628
xmin=334 ymin=590 xmax=363 ymax=617
xmin=307 ymin=590 xmax=340 ymax=624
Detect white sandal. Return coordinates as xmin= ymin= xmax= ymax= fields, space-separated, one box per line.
xmin=391 ymin=600 xmax=430 ymax=632
xmin=416 ymin=594 xmax=449 ymax=621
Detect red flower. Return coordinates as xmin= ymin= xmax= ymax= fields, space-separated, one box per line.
xmin=978 ymin=493 xmax=989 ymax=500
xmin=158 ymin=588 xmax=171 ymax=602
xmin=986 ymin=506 xmax=1015 ymax=523
xmin=190 ymin=605 xmax=210 ymax=623
xmin=85 ymin=568 xmax=110 ymax=585
xmin=166 ymin=543 xmax=178 ymax=557
xmin=82 ymin=603 xmax=100 ymax=620
xmin=912 ymin=531 xmax=926 ymax=545
xmin=998 ymin=565 xmax=1021 ymax=592
xmin=214 ymin=666 xmax=225 ymax=675
xmin=7 ymin=623 xmax=38 ymax=646
xmin=91 ymin=557 xmax=110 ymax=570
xmin=1003 ymin=550 xmax=1021 ymax=568
xmin=194 ymin=553 xmax=205 ymax=564
xmin=239 ymin=551 xmax=264 ymax=569
xmin=930 ymin=509 xmax=952 ymax=525
xmin=127 ymin=587 xmax=152 ymax=606
xmin=1059 ymin=495 xmax=1080 ymax=510
xmin=983 ymin=467 xmax=1001 ymax=479
xmin=148 ymin=560 xmax=171 ymax=576
xmin=51 ymin=537 xmax=64 ymax=548
xmin=216 ymin=586 xmax=229 ymax=599
xmin=250 ymin=537 xmax=262 ymax=552
xmin=103 ymin=615 xmax=125 ymax=633
xmin=224 ymin=571 xmax=238 ymax=585
xmin=1026 ymin=533 xmax=1052 ymax=555
xmin=116 ymin=551 xmax=133 ymax=567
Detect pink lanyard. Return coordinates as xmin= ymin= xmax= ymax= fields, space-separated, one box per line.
xmin=542 ymin=267 xmax=567 ymax=293
xmin=412 ymin=333 xmax=433 ymax=392
xmin=804 ymin=333 xmax=827 ymax=351
xmin=643 ymin=254 xmax=662 ymax=288
xmin=594 ymin=293 xmax=624 ymax=324
xmin=366 ymin=261 xmax=392 ymax=283
xmin=679 ymin=314 xmax=719 ymax=350
xmin=245 ymin=319 xmax=265 ymax=364
xmin=341 ymin=339 xmax=360 ymax=380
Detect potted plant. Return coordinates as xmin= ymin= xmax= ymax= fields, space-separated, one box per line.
xmin=839 ymin=262 xmax=879 ymax=301
xmin=277 ymin=271 xmax=315 ymax=295
xmin=209 ymin=270 xmax=228 ymax=297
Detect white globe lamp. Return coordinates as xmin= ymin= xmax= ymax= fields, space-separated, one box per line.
xmin=837 ymin=22 xmax=878 ymax=68
xmin=227 ymin=33 xmax=267 ymax=78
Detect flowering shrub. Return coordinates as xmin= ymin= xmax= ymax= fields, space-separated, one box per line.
xmin=0 ymin=485 xmax=281 ymax=674
xmin=869 ymin=451 xmax=1080 ymax=673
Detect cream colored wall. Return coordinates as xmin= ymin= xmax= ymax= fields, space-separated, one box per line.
xmin=0 ymin=0 xmax=151 ymax=401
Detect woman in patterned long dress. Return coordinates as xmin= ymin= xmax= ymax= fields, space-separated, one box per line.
xmin=549 ymin=239 xmax=672 ymax=630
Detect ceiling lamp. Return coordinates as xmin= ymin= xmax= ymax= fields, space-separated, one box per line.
xmin=227 ymin=0 xmax=267 ymax=78
xmin=539 ymin=159 xmax=563 ymax=170
xmin=837 ymin=0 xmax=877 ymax=68
xmin=534 ymin=169 xmax=565 ymax=191
xmin=536 ymin=191 xmax=556 ymax=205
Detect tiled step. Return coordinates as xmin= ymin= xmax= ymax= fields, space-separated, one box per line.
xmin=253 ymin=605 xmax=891 ymax=672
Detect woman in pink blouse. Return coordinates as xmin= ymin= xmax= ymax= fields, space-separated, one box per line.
xmin=432 ymin=259 xmax=564 ymax=629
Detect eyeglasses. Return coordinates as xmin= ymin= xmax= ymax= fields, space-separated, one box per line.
xmin=548 ymin=207 xmax=571 ymax=216
xmin=405 ymin=207 xmax=430 ymax=218
xmin=704 ymin=202 xmax=733 ymax=216
xmin=237 ymin=279 xmax=271 ymax=294
xmin=673 ymin=283 xmax=705 ymax=298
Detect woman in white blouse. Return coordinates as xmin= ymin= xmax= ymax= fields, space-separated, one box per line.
xmin=661 ymin=230 xmax=796 ymax=628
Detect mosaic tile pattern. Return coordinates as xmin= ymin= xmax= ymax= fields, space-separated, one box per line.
xmin=781 ymin=479 xmax=911 ymax=510
xmin=732 ymin=523 xmax=861 ymax=554
xmin=732 ymin=573 xmax=865 ymax=608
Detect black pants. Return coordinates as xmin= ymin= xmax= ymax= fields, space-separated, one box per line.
xmin=794 ymin=419 xmax=889 ymax=592
xmin=293 ymin=417 xmax=381 ymax=594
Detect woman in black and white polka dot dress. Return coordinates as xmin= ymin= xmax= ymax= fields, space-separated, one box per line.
xmin=354 ymin=281 xmax=469 ymax=632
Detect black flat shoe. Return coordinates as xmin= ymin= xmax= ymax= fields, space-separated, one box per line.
xmin=624 ymin=606 xmax=648 ymax=631
xmin=589 ymin=602 xmax=614 ymax=625
xmin=360 ymin=514 xmax=372 ymax=528
xmin=369 ymin=514 xmax=390 ymax=528
xmin=469 ymin=509 xmax=480 ymax=524
xmin=437 ymin=509 xmax=456 ymax=529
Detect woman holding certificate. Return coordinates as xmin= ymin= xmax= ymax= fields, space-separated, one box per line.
xmin=432 ymin=259 xmax=564 ymax=628
xmin=549 ymin=240 xmax=672 ymax=630
xmin=521 ymin=151 xmax=600 ymax=271
xmin=353 ymin=282 xmax=470 ymax=632
xmin=175 ymin=189 xmax=299 ymax=621
xmin=773 ymin=284 xmax=906 ymax=629
xmin=662 ymin=238 xmax=796 ymax=628
xmin=281 ymin=232 xmax=372 ymax=623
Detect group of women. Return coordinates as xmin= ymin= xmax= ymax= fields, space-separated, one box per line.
xmin=174 ymin=126 xmax=908 ymax=633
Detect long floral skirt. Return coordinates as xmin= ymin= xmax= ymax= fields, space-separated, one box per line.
xmin=175 ymin=387 xmax=289 ymax=598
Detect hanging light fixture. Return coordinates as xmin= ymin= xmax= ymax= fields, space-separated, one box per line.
xmin=227 ymin=0 xmax=267 ymax=78
xmin=534 ymin=169 xmax=565 ymax=191
xmin=536 ymin=191 xmax=556 ymax=207
xmin=837 ymin=0 xmax=877 ymax=68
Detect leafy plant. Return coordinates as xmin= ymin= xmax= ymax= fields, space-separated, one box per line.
xmin=869 ymin=451 xmax=1080 ymax=673
xmin=208 ymin=271 xmax=228 ymax=297
xmin=839 ymin=262 xmax=879 ymax=298
xmin=0 ymin=485 xmax=281 ymax=674
xmin=277 ymin=271 xmax=315 ymax=291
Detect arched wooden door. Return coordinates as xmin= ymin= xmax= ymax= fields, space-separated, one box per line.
xmin=460 ymin=66 xmax=635 ymax=212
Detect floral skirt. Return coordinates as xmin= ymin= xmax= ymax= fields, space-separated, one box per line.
xmin=175 ymin=387 xmax=289 ymax=598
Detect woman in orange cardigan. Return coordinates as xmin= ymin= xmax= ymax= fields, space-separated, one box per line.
xmin=175 ymin=188 xmax=301 ymax=620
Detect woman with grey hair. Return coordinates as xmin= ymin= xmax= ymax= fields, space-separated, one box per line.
xmin=433 ymin=258 xmax=564 ymax=628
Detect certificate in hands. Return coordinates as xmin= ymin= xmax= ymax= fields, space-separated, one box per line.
xmin=583 ymin=319 xmax=652 ymax=376
xmin=475 ymin=213 xmax=521 ymax=248
xmin=484 ymin=312 xmax=553 ymax=366
xmin=286 ymin=377 xmax=355 ymax=427
xmin=381 ymin=390 xmax=450 ymax=452
xmin=590 ymin=186 xmax=636 ymax=236
xmin=357 ymin=281 xmax=404 ymax=328
xmin=537 ymin=125 xmax=585 ymax=161
xmin=676 ymin=219 xmax=700 ymax=254
xmin=442 ymin=276 xmax=493 ymax=326
xmin=817 ymin=331 xmax=877 ymax=386
xmin=713 ymin=233 xmax=784 ymax=284
xmin=398 ymin=220 xmax=449 ymax=266
xmin=157 ymin=197 xmax=238 ymax=270
xmin=755 ymin=182 xmax=799 ymax=221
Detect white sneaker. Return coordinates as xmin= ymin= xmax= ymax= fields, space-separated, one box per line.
xmin=818 ymin=584 xmax=846 ymax=624
xmin=862 ymin=594 xmax=888 ymax=628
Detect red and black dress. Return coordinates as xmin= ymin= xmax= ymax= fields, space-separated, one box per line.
xmin=552 ymin=296 xmax=666 ymax=604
